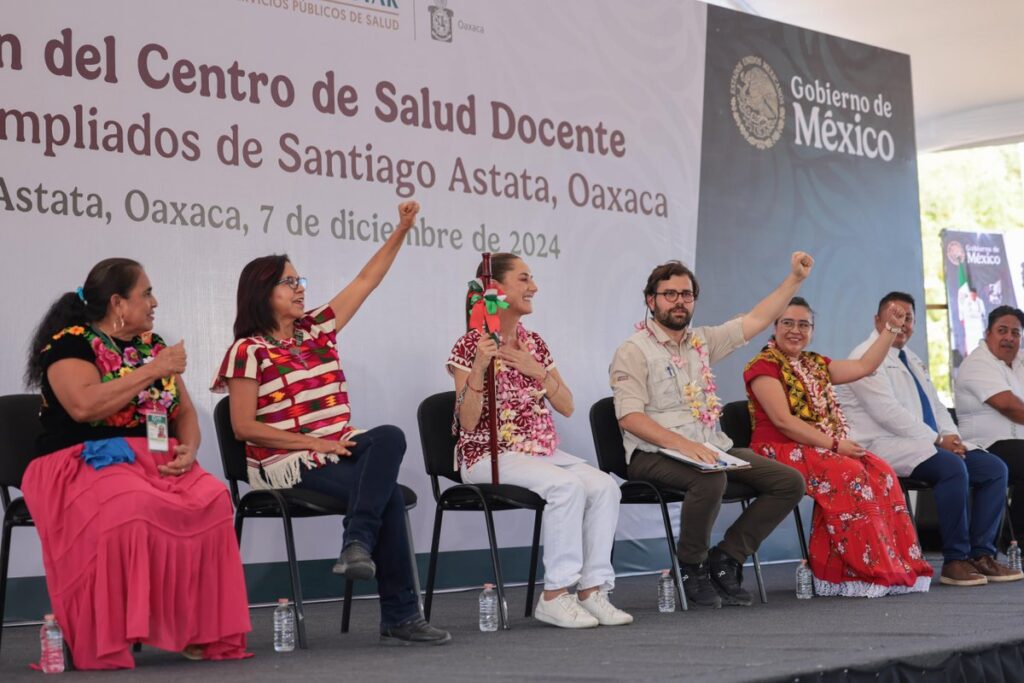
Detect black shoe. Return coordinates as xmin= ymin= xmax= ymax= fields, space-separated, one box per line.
xmin=332 ymin=542 xmax=376 ymax=580
xmin=380 ymin=617 xmax=452 ymax=646
xmin=709 ymin=547 xmax=753 ymax=607
xmin=679 ymin=561 xmax=722 ymax=608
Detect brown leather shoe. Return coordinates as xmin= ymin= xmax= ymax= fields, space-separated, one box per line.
xmin=940 ymin=559 xmax=988 ymax=586
xmin=969 ymin=555 xmax=1024 ymax=582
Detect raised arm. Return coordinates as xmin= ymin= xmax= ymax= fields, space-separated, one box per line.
xmin=329 ymin=200 xmax=420 ymax=332
xmin=741 ymin=252 xmax=814 ymax=341
xmin=828 ymin=304 xmax=905 ymax=385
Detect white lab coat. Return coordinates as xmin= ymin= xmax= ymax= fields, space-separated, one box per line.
xmin=836 ymin=331 xmax=961 ymax=476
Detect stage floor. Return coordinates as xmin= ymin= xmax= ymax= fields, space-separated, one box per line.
xmin=2 ymin=557 xmax=1022 ymax=682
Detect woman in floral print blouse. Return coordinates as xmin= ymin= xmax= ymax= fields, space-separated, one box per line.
xmin=447 ymin=253 xmax=632 ymax=630
xmin=22 ymin=258 xmax=251 ymax=669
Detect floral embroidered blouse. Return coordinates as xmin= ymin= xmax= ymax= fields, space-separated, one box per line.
xmin=447 ymin=324 xmax=559 ymax=470
xmin=37 ymin=325 xmax=179 ymax=455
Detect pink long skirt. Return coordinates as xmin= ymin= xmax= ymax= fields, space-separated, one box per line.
xmin=21 ymin=437 xmax=252 ymax=669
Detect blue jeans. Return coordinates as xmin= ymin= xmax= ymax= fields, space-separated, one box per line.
xmin=909 ymin=448 xmax=1008 ymax=561
xmin=294 ymin=425 xmax=419 ymax=628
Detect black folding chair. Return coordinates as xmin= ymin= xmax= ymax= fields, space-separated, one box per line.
xmin=213 ymin=396 xmax=421 ymax=648
xmin=0 ymin=394 xmax=43 ymax=655
xmin=719 ymin=400 xmax=810 ymax=566
xmin=417 ymin=391 xmax=544 ymax=630
xmin=589 ymin=397 xmax=769 ymax=607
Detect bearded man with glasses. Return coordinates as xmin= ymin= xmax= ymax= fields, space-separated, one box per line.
xmin=609 ymin=254 xmax=812 ymax=608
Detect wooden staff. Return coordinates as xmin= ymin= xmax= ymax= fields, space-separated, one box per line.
xmin=479 ymin=253 xmax=500 ymax=485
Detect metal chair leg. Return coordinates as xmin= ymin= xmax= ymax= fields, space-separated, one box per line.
xmin=740 ymin=500 xmax=768 ymax=604
xmin=233 ymin=512 xmax=245 ymax=544
xmin=0 ymin=517 xmax=12 ymax=654
xmin=792 ymin=505 xmax=809 ymax=562
xmin=341 ymin=579 xmax=354 ymax=634
xmin=424 ymin=507 xmax=444 ymax=621
xmin=1005 ymin=498 xmax=1016 ymax=543
xmin=525 ymin=509 xmax=543 ymax=617
xmin=280 ymin=512 xmax=308 ymax=649
xmin=404 ymin=509 xmax=423 ymax=614
xmin=482 ymin=506 xmax=509 ymax=629
xmin=657 ymin=498 xmax=687 ymax=611
xmin=902 ymin=484 xmax=916 ymax=522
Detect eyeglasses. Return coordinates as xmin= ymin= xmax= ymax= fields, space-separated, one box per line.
xmin=778 ymin=319 xmax=813 ymax=332
xmin=276 ymin=276 xmax=308 ymax=291
xmin=655 ymin=290 xmax=695 ymax=303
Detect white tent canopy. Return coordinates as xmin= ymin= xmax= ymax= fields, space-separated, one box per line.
xmin=708 ymin=0 xmax=1024 ymax=152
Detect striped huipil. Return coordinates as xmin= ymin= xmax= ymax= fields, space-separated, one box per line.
xmin=212 ymin=305 xmax=359 ymax=489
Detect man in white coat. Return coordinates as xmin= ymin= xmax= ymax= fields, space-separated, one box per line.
xmin=838 ymin=292 xmax=1019 ymax=586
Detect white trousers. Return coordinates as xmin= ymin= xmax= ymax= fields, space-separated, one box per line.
xmin=462 ymin=449 xmax=621 ymax=591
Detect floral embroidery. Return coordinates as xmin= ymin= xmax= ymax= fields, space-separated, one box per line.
xmin=43 ymin=325 xmax=179 ymax=428
xmin=449 ymin=324 xmax=559 ymax=470
xmin=746 ymin=341 xmax=849 ymax=441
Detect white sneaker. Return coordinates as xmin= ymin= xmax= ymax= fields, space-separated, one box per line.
xmin=533 ymin=593 xmax=599 ymax=629
xmin=578 ymin=591 xmax=634 ymax=626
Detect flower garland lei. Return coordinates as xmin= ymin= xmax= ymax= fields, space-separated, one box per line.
xmin=636 ymin=321 xmax=722 ymax=428
xmin=766 ymin=339 xmax=848 ymax=440
xmin=492 ymin=324 xmax=558 ymax=455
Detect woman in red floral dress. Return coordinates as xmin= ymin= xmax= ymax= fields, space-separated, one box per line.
xmin=743 ymin=297 xmax=933 ymax=597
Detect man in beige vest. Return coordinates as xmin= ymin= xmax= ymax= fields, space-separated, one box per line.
xmin=609 ymin=254 xmax=811 ymax=607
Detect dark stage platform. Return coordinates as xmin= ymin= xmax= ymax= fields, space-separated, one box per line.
xmin=2 ymin=558 xmax=1022 ymax=682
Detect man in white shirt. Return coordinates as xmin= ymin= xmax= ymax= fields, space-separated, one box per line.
xmin=955 ymin=305 xmax=1024 ymax=550
xmin=839 ymin=292 xmax=1018 ymax=586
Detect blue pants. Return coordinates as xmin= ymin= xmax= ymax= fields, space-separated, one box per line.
xmin=909 ymin=448 xmax=1008 ymax=561
xmin=294 ymin=425 xmax=419 ymax=628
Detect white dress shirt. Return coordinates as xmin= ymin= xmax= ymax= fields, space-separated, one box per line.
xmin=836 ymin=331 xmax=960 ymax=476
xmin=954 ymin=342 xmax=1024 ymax=449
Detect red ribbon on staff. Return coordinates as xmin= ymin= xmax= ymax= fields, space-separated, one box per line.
xmin=466 ymin=278 xmax=508 ymax=343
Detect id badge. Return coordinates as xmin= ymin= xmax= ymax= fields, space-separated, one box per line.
xmin=145 ymin=410 xmax=170 ymax=452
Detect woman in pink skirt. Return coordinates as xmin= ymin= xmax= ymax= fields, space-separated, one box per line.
xmin=22 ymin=258 xmax=251 ymax=669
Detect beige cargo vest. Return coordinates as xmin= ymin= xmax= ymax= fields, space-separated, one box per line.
xmin=623 ymin=326 xmax=734 ymax=461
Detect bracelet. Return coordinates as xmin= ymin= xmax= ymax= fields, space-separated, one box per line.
xmin=831 ymin=437 xmax=840 ymax=452
xmin=883 ymin=322 xmax=902 ymax=335
xmin=466 ymin=379 xmax=485 ymax=394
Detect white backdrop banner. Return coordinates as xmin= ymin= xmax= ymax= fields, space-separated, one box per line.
xmin=0 ymin=0 xmax=707 ymax=578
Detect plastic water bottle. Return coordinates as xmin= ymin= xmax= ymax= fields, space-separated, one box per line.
xmin=273 ymin=599 xmax=296 ymax=652
xmin=796 ymin=560 xmax=814 ymax=599
xmin=1008 ymin=541 xmax=1022 ymax=573
xmin=478 ymin=583 xmax=499 ymax=632
xmin=657 ymin=569 xmax=676 ymax=612
xmin=39 ymin=614 xmax=65 ymax=674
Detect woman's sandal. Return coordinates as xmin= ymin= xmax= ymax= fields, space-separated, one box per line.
xmin=181 ymin=644 xmax=205 ymax=661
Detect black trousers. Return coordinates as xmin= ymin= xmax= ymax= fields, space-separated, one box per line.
xmin=986 ymin=439 xmax=1024 ymax=543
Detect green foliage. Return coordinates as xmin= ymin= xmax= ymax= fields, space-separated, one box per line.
xmin=919 ymin=144 xmax=1024 ymax=400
